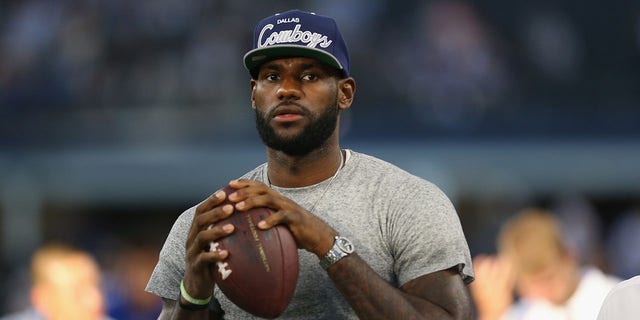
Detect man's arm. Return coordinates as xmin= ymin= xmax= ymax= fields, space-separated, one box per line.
xmin=229 ymin=179 xmax=472 ymax=319
xmin=328 ymin=253 xmax=472 ymax=319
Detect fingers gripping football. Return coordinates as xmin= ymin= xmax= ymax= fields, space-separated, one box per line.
xmin=190 ymin=191 xmax=235 ymax=255
xmin=183 ymin=191 xmax=236 ymax=296
xmin=228 ymin=179 xmax=338 ymax=257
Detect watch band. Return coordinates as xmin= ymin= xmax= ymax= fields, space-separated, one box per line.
xmin=320 ymin=236 xmax=355 ymax=269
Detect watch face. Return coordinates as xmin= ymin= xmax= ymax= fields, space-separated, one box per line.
xmin=336 ymin=237 xmax=354 ymax=253
xmin=320 ymin=236 xmax=355 ymax=269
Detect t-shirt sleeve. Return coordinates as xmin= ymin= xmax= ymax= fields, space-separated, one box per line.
xmin=145 ymin=207 xmax=195 ymax=300
xmin=389 ymin=179 xmax=474 ymax=286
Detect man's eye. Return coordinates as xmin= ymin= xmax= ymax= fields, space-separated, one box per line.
xmin=265 ymin=74 xmax=279 ymax=81
xmin=302 ymin=74 xmax=317 ymax=81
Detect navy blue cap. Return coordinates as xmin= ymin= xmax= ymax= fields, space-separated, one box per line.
xmin=244 ymin=9 xmax=350 ymax=78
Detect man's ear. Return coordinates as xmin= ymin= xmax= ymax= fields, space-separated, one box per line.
xmin=250 ymin=79 xmax=257 ymax=110
xmin=338 ymin=77 xmax=356 ymax=110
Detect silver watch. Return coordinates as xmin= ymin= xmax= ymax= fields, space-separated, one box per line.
xmin=320 ymin=236 xmax=355 ymax=269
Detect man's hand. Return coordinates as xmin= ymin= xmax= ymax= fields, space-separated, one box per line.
xmin=182 ymin=189 xmax=236 ymax=302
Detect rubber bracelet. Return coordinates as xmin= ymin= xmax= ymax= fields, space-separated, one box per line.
xmin=180 ymin=279 xmax=212 ymax=306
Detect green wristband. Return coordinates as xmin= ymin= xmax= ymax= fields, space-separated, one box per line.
xmin=180 ymin=279 xmax=212 ymax=306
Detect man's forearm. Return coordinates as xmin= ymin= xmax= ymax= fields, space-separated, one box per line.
xmin=158 ymin=298 xmax=223 ymax=320
xmin=327 ymin=253 xmax=459 ymax=319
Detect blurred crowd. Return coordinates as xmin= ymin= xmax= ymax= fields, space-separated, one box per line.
xmin=1 ymin=0 xmax=639 ymax=147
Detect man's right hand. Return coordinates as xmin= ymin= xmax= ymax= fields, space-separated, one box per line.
xmin=183 ymin=190 xmax=236 ymax=304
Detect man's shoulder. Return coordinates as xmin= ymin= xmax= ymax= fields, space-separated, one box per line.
xmin=349 ymin=150 xmax=412 ymax=176
xmin=615 ymin=275 xmax=640 ymax=290
xmin=349 ymin=150 xmax=438 ymax=188
xmin=598 ymin=275 xmax=640 ymax=319
xmin=604 ymin=275 xmax=640 ymax=301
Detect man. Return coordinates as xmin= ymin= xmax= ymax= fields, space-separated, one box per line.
xmin=1 ymin=243 xmax=111 ymax=320
xmin=146 ymin=9 xmax=474 ymax=319
xmin=470 ymin=208 xmax=619 ymax=320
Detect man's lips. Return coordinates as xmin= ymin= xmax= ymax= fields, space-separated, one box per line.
xmin=274 ymin=113 xmax=304 ymax=121
xmin=271 ymin=104 xmax=306 ymax=122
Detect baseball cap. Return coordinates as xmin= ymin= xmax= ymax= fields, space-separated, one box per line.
xmin=243 ymin=9 xmax=350 ymax=79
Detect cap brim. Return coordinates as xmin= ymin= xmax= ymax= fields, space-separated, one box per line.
xmin=243 ymin=45 xmax=343 ymax=78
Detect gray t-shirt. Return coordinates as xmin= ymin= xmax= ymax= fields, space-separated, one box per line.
xmin=146 ymin=150 xmax=473 ymax=319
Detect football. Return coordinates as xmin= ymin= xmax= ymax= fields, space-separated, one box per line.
xmin=209 ymin=185 xmax=299 ymax=318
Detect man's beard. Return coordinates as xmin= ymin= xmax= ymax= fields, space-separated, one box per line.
xmin=255 ymin=100 xmax=339 ymax=156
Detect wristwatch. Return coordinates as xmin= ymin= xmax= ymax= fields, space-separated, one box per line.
xmin=320 ymin=236 xmax=355 ymax=269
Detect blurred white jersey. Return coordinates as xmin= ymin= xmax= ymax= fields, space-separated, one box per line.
xmin=597 ymin=275 xmax=640 ymax=320
xmin=502 ymin=267 xmax=620 ymax=320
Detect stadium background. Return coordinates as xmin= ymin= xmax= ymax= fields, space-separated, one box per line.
xmin=1 ymin=0 xmax=639 ymax=317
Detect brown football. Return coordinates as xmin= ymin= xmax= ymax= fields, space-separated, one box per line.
xmin=210 ymin=185 xmax=299 ymax=318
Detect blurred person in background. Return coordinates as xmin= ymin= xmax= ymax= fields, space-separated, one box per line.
xmin=0 ymin=243 xmax=113 ymax=320
xmin=596 ymin=275 xmax=640 ymax=320
xmin=470 ymin=208 xmax=619 ymax=320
